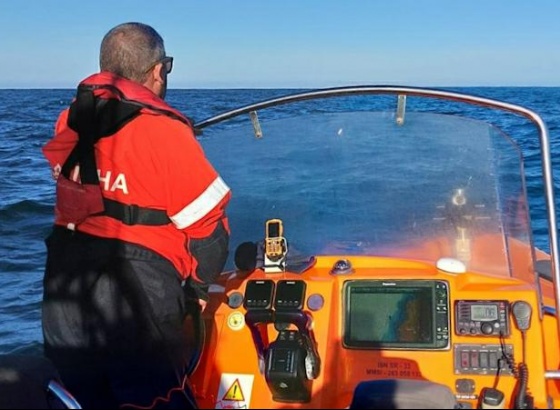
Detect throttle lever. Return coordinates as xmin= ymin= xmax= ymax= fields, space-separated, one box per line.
xmin=275 ymin=310 xmax=311 ymax=332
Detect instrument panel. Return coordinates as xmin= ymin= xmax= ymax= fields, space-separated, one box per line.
xmin=196 ymin=259 xmax=546 ymax=409
xmin=238 ymin=277 xmax=519 ymax=380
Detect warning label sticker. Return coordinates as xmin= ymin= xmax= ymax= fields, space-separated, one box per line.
xmin=223 ymin=379 xmax=244 ymax=401
xmin=215 ymin=373 xmax=254 ymax=409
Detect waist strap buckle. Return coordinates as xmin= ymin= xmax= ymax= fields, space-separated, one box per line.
xmin=121 ymin=204 xmax=139 ymax=226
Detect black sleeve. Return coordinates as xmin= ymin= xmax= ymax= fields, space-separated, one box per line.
xmin=186 ymin=219 xmax=229 ymax=300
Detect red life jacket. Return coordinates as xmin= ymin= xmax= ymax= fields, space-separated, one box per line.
xmin=43 ymin=72 xmax=231 ymax=279
xmin=47 ymin=72 xmax=194 ymax=228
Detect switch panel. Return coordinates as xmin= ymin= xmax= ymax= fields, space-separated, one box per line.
xmin=453 ymin=344 xmax=513 ymax=375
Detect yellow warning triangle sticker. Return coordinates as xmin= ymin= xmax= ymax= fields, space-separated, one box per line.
xmin=222 ymin=378 xmax=245 ymax=401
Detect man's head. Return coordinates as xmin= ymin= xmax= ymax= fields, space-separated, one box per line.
xmin=100 ymin=22 xmax=173 ymax=99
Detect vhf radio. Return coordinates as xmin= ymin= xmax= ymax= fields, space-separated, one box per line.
xmin=455 ymin=300 xmax=510 ymax=336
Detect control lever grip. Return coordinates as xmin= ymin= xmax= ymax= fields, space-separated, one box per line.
xmin=275 ymin=310 xmax=311 ymax=332
xmin=245 ymin=309 xmax=275 ymax=327
xmin=300 ymin=332 xmax=321 ymax=379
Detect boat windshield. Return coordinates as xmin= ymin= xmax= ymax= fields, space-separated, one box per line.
xmin=200 ymin=105 xmax=534 ymax=279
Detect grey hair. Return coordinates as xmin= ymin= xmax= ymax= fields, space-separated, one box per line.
xmin=100 ymin=22 xmax=165 ymax=83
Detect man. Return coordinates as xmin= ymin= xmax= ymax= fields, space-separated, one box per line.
xmin=41 ymin=22 xmax=231 ymax=409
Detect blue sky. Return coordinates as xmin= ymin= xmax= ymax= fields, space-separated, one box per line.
xmin=2 ymin=0 xmax=560 ymax=88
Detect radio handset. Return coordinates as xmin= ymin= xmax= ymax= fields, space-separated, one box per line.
xmin=511 ymin=301 xmax=534 ymax=410
xmin=511 ymin=301 xmax=532 ymax=332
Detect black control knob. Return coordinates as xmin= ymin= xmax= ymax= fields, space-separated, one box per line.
xmin=481 ymin=322 xmax=494 ymax=335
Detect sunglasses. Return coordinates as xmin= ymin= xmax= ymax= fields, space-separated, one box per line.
xmin=145 ymin=56 xmax=173 ymax=74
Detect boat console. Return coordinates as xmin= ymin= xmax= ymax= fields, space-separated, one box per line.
xmin=191 ymin=219 xmax=545 ymax=409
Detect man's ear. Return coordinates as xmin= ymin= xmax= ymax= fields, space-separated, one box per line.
xmin=151 ymin=62 xmax=165 ymax=84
